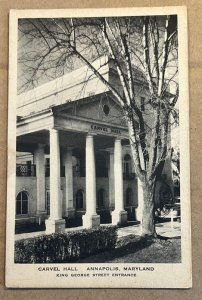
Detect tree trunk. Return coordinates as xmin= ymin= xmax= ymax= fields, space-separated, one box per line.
xmin=141 ymin=180 xmax=157 ymax=237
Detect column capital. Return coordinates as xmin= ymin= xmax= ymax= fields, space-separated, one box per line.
xmin=115 ymin=137 xmax=122 ymax=142
xmin=86 ymin=133 xmax=96 ymax=138
xmin=49 ymin=127 xmax=59 ymax=134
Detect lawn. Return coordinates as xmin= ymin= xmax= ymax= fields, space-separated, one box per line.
xmin=77 ymin=234 xmax=181 ymax=263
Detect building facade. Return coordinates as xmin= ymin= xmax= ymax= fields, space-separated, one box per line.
xmin=16 ymin=60 xmax=173 ymax=233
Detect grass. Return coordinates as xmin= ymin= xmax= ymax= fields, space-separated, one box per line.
xmin=77 ymin=234 xmax=181 ymax=263
xmin=15 ymin=221 xmax=181 ymax=264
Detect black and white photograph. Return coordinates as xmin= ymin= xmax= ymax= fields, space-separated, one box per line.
xmin=6 ymin=7 xmax=191 ymax=288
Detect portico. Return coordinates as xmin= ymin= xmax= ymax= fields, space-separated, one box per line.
xmin=16 ymin=101 xmax=140 ymax=233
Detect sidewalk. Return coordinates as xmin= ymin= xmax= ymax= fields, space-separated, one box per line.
xmin=15 ymin=221 xmax=181 ymax=241
xmin=118 ymin=221 xmax=181 ymax=239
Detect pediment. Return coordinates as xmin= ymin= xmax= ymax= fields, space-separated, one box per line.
xmin=54 ymin=93 xmax=127 ymax=127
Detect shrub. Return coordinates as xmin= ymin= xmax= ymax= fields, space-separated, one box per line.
xmin=15 ymin=225 xmax=118 ymax=263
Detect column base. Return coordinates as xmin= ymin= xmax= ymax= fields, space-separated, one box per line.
xmin=111 ymin=210 xmax=128 ymax=226
xmin=45 ymin=218 xmax=66 ymax=234
xmin=82 ymin=213 xmax=100 ymax=229
xmin=36 ymin=211 xmax=47 ymax=224
xmin=65 ymin=208 xmax=75 ymax=219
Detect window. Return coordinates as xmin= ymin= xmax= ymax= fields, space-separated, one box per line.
xmin=76 ymin=189 xmax=84 ymax=209
xmin=16 ymin=191 xmax=28 ymax=215
xmin=45 ymin=158 xmax=50 ymax=177
xmin=97 ymin=188 xmax=105 ymax=207
xmin=26 ymin=160 xmax=32 ymax=176
xmin=123 ymin=154 xmax=131 ymax=175
xmin=103 ymin=104 xmax=110 ymax=116
xmin=126 ymin=188 xmax=133 ymax=206
xmin=141 ymin=97 xmax=145 ymax=112
xmin=73 ymin=155 xmax=85 ymax=177
xmin=73 ymin=157 xmax=81 ymax=177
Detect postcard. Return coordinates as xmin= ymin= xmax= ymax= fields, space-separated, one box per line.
xmin=6 ymin=6 xmax=191 ymax=288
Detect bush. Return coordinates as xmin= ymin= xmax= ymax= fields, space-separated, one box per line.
xmin=15 ymin=225 xmax=118 ymax=263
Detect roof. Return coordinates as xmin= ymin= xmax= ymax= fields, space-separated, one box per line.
xmin=17 ymin=56 xmax=110 ymax=117
xmin=17 ymin=56 xmax=152 ymax=118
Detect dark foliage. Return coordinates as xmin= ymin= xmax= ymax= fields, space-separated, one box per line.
xmin=15 ymin=225 xmax=118 ymax=263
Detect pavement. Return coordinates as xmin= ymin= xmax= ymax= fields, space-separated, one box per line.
xmin=15 ymin=220 xmax=181 ymax=241
xmin=117 ymin=221 xmax=181 ymax=239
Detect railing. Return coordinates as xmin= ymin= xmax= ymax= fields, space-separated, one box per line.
xmin=16 ymin=164 xmax=36 ymax=177
xmin=45 ymin=165 xmax=65 ymax=177
xmin=16 ymin=164 xmax=135 ymax=180
xmin=123 ymin=172 xmax=136 ymax=180
xmin=72 ymin=167 xmax=108 ymax=178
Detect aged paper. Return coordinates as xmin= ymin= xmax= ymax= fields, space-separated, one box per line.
xmin=6 ymin=6 xmax=191 ymax=288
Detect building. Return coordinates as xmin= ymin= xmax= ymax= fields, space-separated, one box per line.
xmin=16 ymin=58 xmax=173 ymax=233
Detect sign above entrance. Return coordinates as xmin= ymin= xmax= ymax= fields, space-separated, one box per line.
xmin=90 ymin=124 xmax=121 ymax=135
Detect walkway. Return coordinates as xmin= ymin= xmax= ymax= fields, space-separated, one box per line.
xmin=15 ymin=221 xmax=181 ymax=241
xmin=118 ymin=221 xmax=181 ymax=239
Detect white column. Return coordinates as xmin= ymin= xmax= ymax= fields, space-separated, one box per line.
xmin=108 ymin=150 xmax=115 ymax=210
xmin=112 ymin=138 xmax=127 ymax=225
xmin=64 ymin=149 xmax=75 ymax=218
xmin=34 ymin=144 xmax=46 ymax=218
xmin=45 ymin=128 xmax=65 ymax=234
xmin=82 ymin=134 xmax=100 ymax=228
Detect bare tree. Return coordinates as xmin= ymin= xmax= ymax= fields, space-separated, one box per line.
xmin=18 ymin=15 xmax=179 ymax=237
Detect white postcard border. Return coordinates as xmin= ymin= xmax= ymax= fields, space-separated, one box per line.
xmin=6 ymin=6 xmax=191 ymax=289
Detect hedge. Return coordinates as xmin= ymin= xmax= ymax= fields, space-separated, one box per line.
xmin=15 ymin=225 xmax=118 ymax=263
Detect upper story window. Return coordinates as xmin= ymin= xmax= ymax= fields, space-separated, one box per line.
xmin=45 ymin=158 xmax=65 ymax=177
xmin=123 ymin=154 xmax=132 ymax=175
xmin=16 ymin=191 xmax=28 ymax=215
xmin=73 ymin=157 xmax=81 ymax=177
xmin=73 ymin=155 xmax=85 ymax=177
xmin=45 ymin=158 xmax=50 ymax=177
